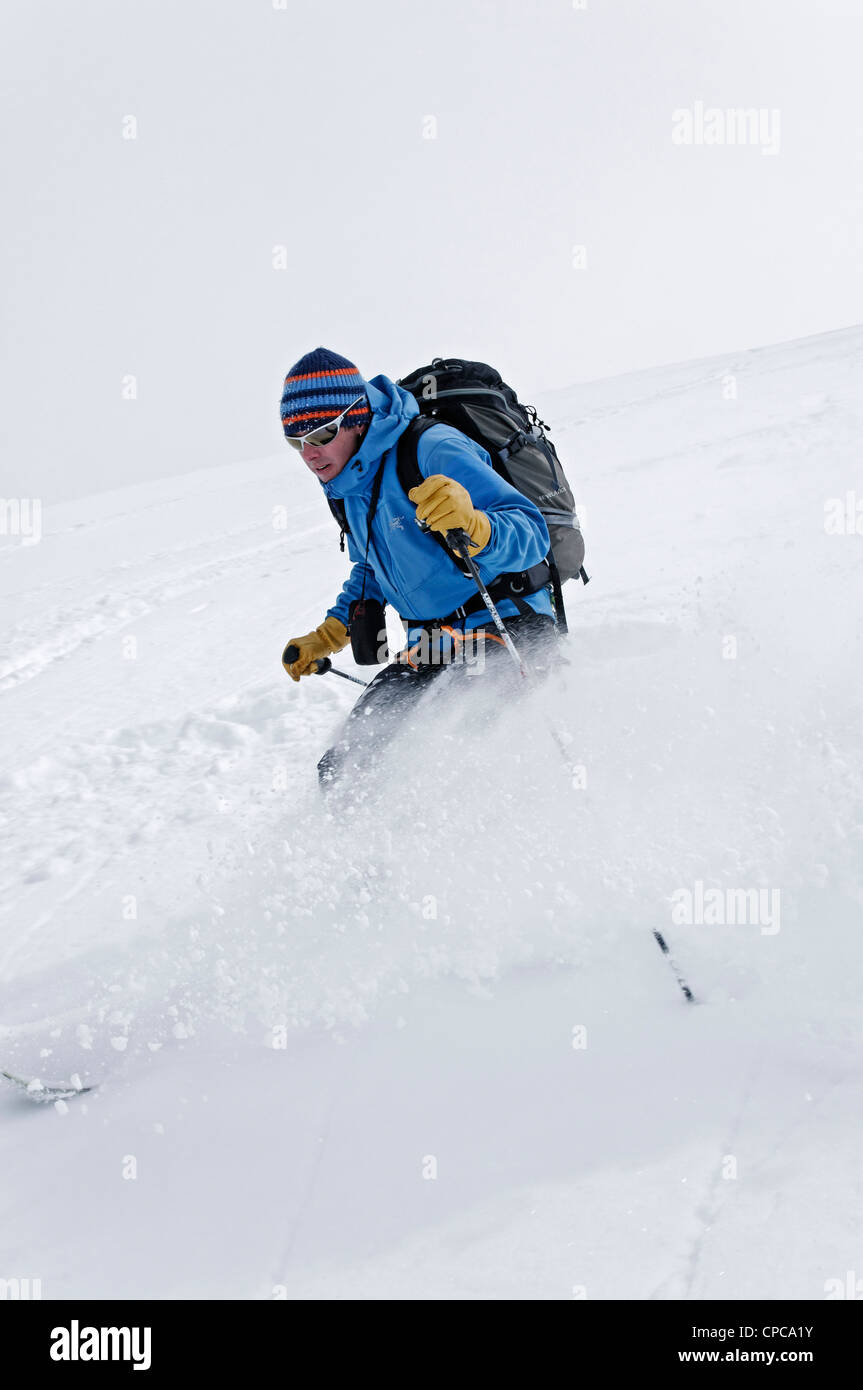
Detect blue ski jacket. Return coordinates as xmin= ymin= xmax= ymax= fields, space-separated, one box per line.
xmin=322 ymin=375 xmax=553 ymax=648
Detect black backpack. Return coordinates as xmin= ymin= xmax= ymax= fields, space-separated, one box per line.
xmin=396 ymin=357 xmax=587 ymax=631
xmin=327 ymin=357 xmax=587 ymax=634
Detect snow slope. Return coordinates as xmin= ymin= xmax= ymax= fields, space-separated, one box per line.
xmin=1 ymin=326 xmax=862 ymax=1299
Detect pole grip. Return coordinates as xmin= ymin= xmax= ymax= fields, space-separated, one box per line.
xmin=282 ymin=643 xmax=331 ymax=675
xmin=445 ymin=527 xmax=473 ymax=555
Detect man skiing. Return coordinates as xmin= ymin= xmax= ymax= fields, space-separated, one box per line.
xmin=280 ymin=347 xmax=558 ymax=787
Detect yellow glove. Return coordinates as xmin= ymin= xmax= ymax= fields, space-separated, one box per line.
xmin=408 ymin=474 xmax=492 ymax=554
xmin=282 ymin=615 xmax=348 ymax=682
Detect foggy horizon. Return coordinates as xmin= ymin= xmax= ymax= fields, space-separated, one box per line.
xmin=3 ymin=0 xmax=862 ymax=502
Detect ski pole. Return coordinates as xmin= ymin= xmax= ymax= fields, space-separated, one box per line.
xmin=440 ymin=530 xmax=583 ymax=773
xmin=442 ymin=529 xmax=530 ymax=678
xmin=652 ymin=930 xmax=696 ymax=1004
xmin=413 ymin=518 xmax=528 ymax=674
xmin=282 ymin=644 xmax=368 ymax=688
xmin=444 ymin=533 xmax=697 ymax=1002
xmin=420 ymin=521 xmax=697 ymax=1001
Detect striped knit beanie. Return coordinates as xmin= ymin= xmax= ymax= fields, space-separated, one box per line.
xmin=280 ymin=347 xmax=372 ymax=438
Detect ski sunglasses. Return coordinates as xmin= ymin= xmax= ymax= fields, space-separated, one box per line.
xmin=283 ymin=394 xmax=365 ymax=452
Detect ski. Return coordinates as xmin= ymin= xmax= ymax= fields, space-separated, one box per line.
xmin=0 ymin=1067 xmax=95 ymax=1104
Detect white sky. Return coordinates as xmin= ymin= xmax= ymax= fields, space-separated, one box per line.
xmin=2 ymin=0 xmax=862 ymax=500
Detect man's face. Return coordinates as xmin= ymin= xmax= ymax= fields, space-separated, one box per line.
xmin=299 ymin=424 xmax=364 ymax=485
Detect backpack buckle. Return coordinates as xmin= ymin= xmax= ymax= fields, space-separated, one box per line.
xmin=498 ymin=430 xmax=529 ymax=463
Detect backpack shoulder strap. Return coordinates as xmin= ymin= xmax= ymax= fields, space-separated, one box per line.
xmin=395 ymin=416 xmax=469 ymax=573
xmin=395 ymin=414 xmax=439 ymax=494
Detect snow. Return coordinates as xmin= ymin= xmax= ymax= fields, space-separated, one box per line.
xmin=1 ymin=326 xmax=862 ymax=1299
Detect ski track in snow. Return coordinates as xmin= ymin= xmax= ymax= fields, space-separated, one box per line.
xmin=1 ymin=328 xmax=862 ymax=1298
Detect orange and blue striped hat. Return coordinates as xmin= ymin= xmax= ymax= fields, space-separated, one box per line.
xmin=280 ymin=347 xmax=371 ymax=438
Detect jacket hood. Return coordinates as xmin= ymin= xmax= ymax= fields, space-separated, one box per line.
xmin=323 ymin=375 xmax=419 ymax=501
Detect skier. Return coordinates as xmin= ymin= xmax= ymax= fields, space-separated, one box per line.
xmin=280 ymin=348 xmax=559 ymax=788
